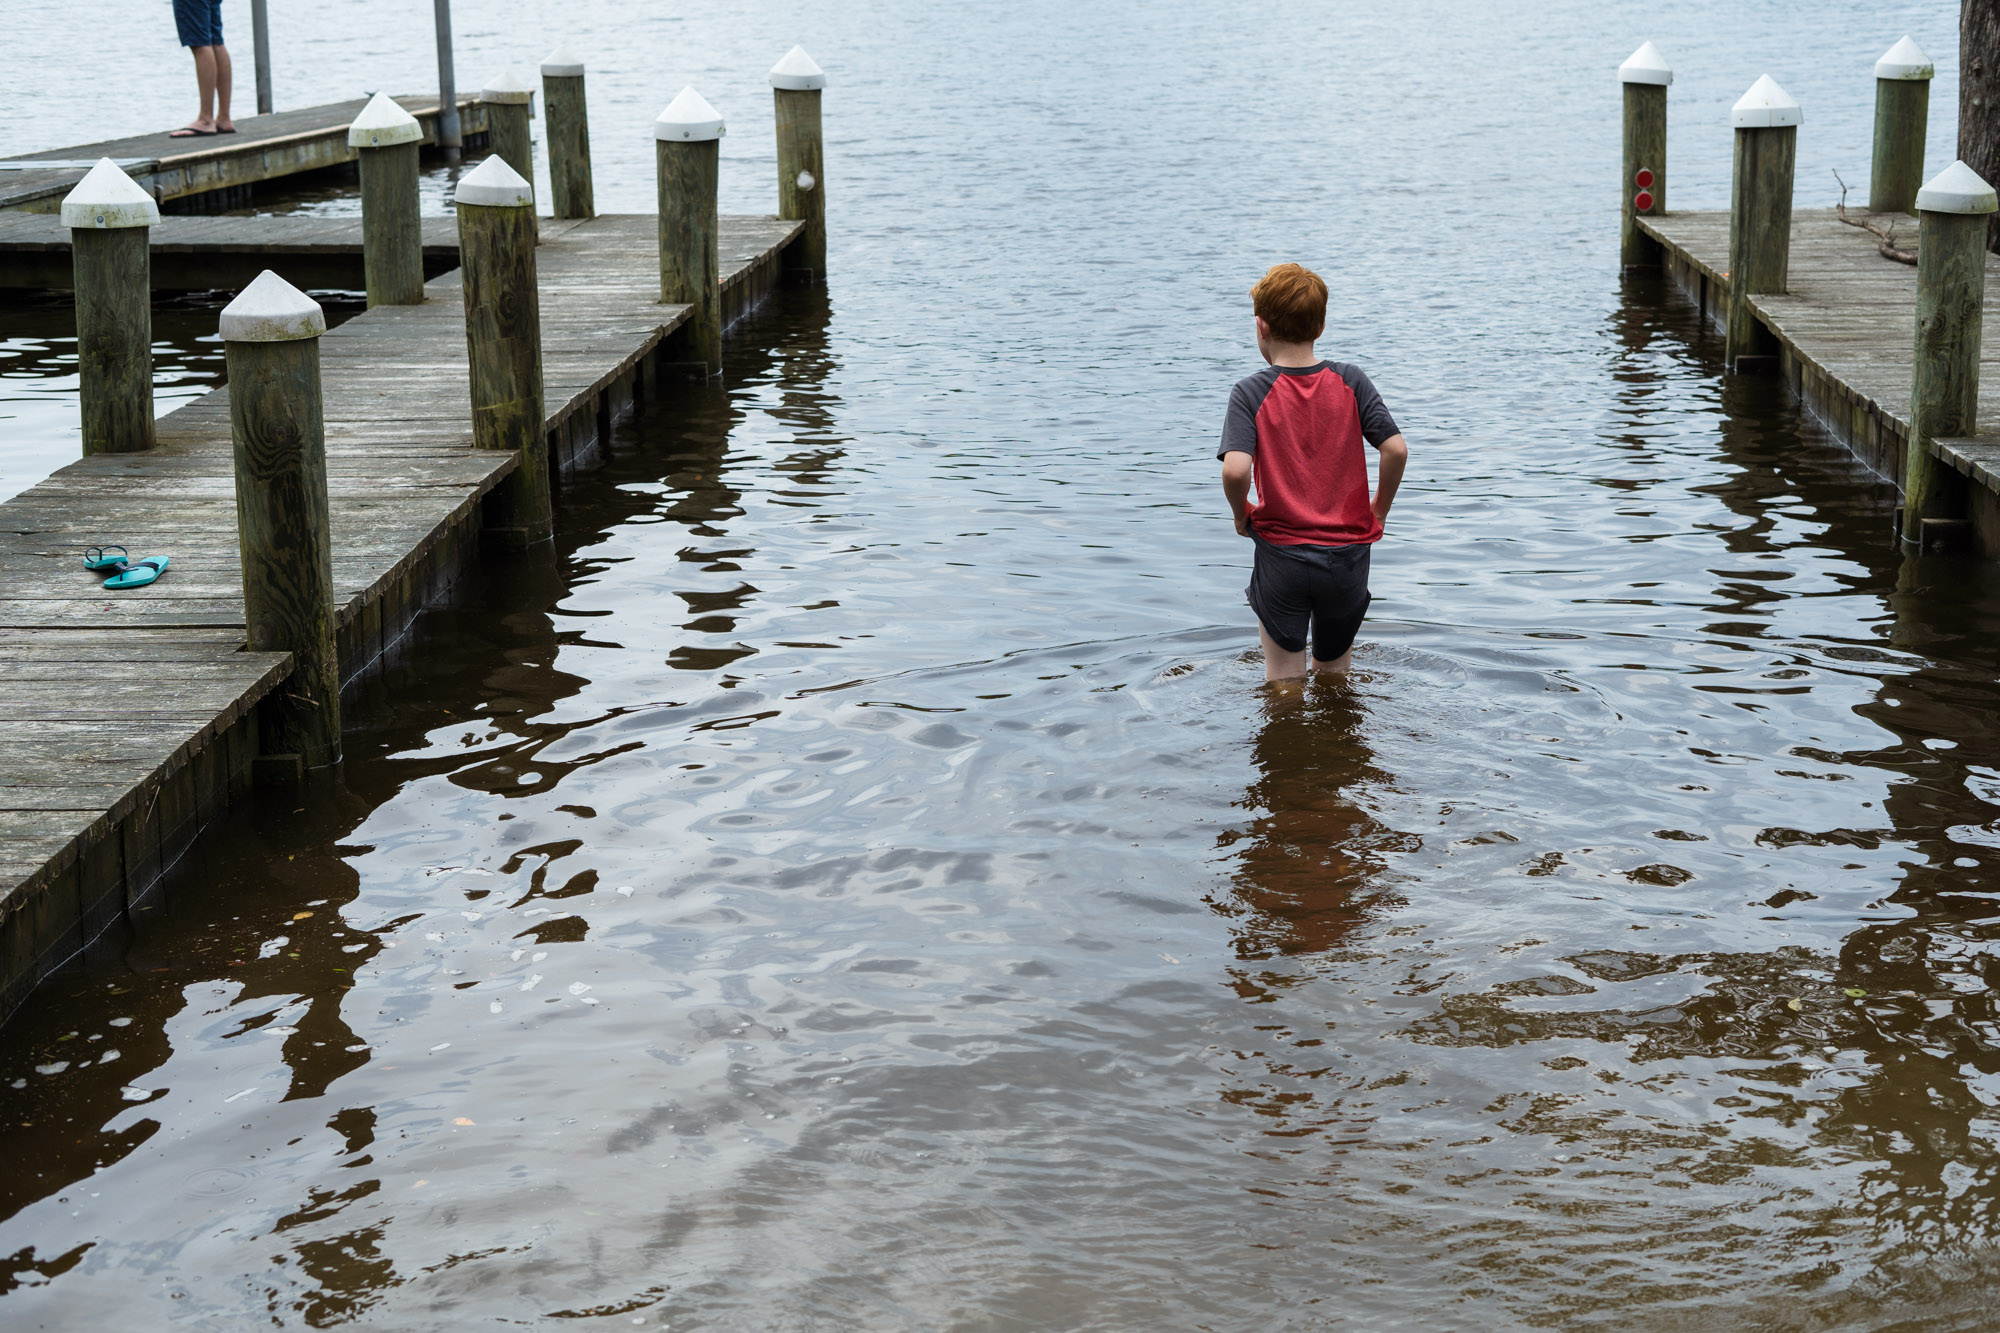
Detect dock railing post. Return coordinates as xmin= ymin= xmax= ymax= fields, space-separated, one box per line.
xmin=220 ymin=271 xmax=341 ymax=769
xmin=481 ymin=67 xmax=537 ymax=186
xmin=454 ymin=157 xmax=553 ymax=546
xmin=62 ymin=159 xmax=160 ymax=456
xmin=541 ymin=46 xmax=593 ymax=220
xmin=349 ymin=92 xmax=427 ymax=306
xmin=433 ymin=0 xmax=461 ymax=153
xmin=1900 ymin=160 xmax=1998 ymax=545
xmin=1725 ymin=75 xmax=1800 ymax=372
xmin=1870 ymin=37 xmax=1934 ymax=215
xmin=1618 ymin=41 xmax=1670 ymax=270
xmin=655 ymin=88 xmax=725 ymax=375
xmin=770 ymin=46 xmax=827 ymax=282
xmin=250 ymin=0 xmax=273 ymax=116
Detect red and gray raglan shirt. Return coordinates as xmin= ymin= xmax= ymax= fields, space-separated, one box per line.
xmin=1217 ymin=362 xmax=1400 ymax=546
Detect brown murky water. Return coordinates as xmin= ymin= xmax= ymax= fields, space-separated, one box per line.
xmin=8 ymin=1 xmax=2000 ymax=1328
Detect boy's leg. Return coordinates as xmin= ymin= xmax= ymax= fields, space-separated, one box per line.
xmin=1258 ymin=621 xmax=1309 ymax=682
xmin=1310 ymin=648 xmax=1353 ymax=674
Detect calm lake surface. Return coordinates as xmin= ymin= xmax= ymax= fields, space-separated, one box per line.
xmin=5 ymin=1 xmax=1999 ymax=1327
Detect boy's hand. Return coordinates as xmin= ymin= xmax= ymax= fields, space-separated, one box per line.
xmin=1235 ymin=511 xmax=1252 ymax=538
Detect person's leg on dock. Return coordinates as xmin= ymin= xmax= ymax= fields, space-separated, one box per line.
xmin=170 ymin=0 xmax=231 ymax=135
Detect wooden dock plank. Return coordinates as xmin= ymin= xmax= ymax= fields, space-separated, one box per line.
xmin=1639 ymin=206 xmax=2000 ymax=497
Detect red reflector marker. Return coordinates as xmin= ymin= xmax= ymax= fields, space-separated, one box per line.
xmin=1635 ymin=167 xmax=1655 ymax=189
xmin=1634 ymin=190 xmax=1655 ymax=212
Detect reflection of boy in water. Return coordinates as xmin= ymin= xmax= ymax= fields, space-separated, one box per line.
xmin=1219 ymin=263 xmax=1408 ymax=681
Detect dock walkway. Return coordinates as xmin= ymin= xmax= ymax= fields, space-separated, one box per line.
xmin=1640 ymin=208 xmax=2000 ymax=529
xmin=0 ymin=213 xmax=802 ymax=1015
xmin=0 ymin=95 xmax=487 ymax=213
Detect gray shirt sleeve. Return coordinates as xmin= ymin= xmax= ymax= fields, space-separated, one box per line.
xmin=1217 ymin=376 xmax=1262 ymax=459
xmin=1339 ymin=364 xmax=1400 ymax=446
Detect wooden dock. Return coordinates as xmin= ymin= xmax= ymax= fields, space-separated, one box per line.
xmin=0 ymin=212 xmax=468 ymax=289
xmin=0 ymin=213 xmax=803 ymax=1016
xmin=1641 ymin=208 xmax=2000 ymax=544
xmin=0 ymin=95 xmax=488 ymax=214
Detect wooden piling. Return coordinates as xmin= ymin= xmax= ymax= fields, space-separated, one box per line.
xmin=481 ymin=67 xmax=536 ymax=184
xmin=540 ymin=46 xmax=593 ymax=220
xmin=770 ymin=47 xmax=828 ymax=282
xmin=655 ymin=88 xmax=724 ymax=373
xmin=61 ymin=159 xmax=159 ymax=456
xmin=349 ymin=91 xmax=427 ymax=306
xmin=219 ymin=271 xmax=341 ymax=768
xmin=1618 ymin=42 xmax=1670 ymax=270
xmin=1901 ymin=161 xmax=1998 ymax=541
xmin=1725 ymin=75 xmax=1800 ymax=371
xmin=454 ymin=157 xmax=553 ymax=546
xmin=1870 ymin=37 xmax=1934 ymax=215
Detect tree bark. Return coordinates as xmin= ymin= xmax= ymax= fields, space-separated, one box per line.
xmin=1964 ymin=0 xmax=2000 ymax=251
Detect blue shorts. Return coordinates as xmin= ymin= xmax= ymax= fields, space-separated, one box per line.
xmin=173 ymin=0 xmax=223 ymax=48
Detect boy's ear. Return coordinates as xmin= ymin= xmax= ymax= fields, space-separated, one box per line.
xmin=1253 ymin=315 xmax=1269 ymax=340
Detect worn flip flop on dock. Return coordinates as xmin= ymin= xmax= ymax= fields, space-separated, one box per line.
xmin=82 ymin=544 xmax=129 ymax=572
xmin=168 ymin=125 xmax=218 ymax=138
xmin=102 ymin=556 xmax=168 ymax=589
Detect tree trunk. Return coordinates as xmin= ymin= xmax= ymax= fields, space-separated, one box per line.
xmin=1964 ymin=0 xmax=2000 ymax=251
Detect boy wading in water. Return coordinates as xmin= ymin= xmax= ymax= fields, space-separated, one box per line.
xmin=1219 ymin=263 xmax=1408 ymax=682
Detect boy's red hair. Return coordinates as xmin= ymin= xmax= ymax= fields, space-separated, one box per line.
xmin=1250 ymin=263 xmax=1327 ymax=344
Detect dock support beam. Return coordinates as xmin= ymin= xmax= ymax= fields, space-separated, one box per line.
xmin=349 ymin=92 xmax=427 ymax=306
xmin=1725 ymin=76 xmax=1800 ymax=372
xmin=482 ymin=68 xmax=536 ymax=186
xmin=455 ymin=157 xmax=553 ymax=547
xmin=1901 ymin=161 xmax=1998 ymax=544
xmin=541 ymin=47 xmax=593 ymax=220
xmin=771 ymin=47 xmax=828 ymax=282
xmin=1871 ymin=37 xmax=1934 ymax=215
xmin=1618 ymin=42 xmax=1670 ymax=270
xmin=655 ymin=88 xmax=725 ymax=375
xmin=61 ymin=159 xmax=160 ymax=456
xmin=220 ymin=272 xmax=341 ymax=769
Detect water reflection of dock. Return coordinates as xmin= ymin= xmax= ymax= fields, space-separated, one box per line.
xmin=0 ymin=214 xmax=803 ymax=1017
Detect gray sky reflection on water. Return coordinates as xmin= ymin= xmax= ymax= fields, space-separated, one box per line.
xmin=7 ymin=0 xmax=2000 ymax=1327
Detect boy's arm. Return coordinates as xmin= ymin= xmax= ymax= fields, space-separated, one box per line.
xmin=1222 ymin=451 xmax=1254 ymax=536
xmin=1373 ymin=434 xmax=1408 ymax=522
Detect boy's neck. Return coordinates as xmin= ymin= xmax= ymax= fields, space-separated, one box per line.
xmin=1263 ymin=339 xmax=1319 ymax=368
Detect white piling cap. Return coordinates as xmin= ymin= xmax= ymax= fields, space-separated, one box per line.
xmin=482 ymin=66 xmax=536 ymax=104
xmin=541 ymin=44 xmax=584 ymax=78
xmin=769 ymin=46 xmax=827 ymax=90
xmin=1916 ymin=160 xmax=1999 ymax=215
xmin=59 ymin=158 xmax=160 ymax=229
xmin=453 ymin=155 xmax=535 ymax=207
xmin=1731 ymin=74 xmax=1801 ymax=129
xmin=1618 ymin=41 xmax=1672 ymax=86
xmin=219 ymin=270 xmax=326 ymax=342
xmin=654 ymin=88 xmax=725 ymax=141
xmin=347 ymin=91 xmax=425 ymax=149
xmin=1876 ymin=36 xmax=1935 ymax=81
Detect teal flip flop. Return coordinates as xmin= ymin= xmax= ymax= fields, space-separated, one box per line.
xmin=83 ymin=545 xmax=129 ymax=573
xmin=103 ymin=556 xmax=168 ymax=590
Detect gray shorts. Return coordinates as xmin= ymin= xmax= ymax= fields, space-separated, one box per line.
xmin=1246 ymin=534 xmax=1371 ymax=661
